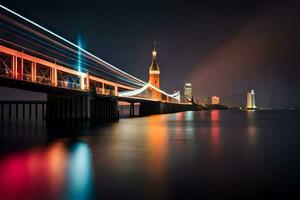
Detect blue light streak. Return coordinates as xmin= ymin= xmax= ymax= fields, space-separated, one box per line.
xmin=77 ymin=36 xmax=82 ymax=73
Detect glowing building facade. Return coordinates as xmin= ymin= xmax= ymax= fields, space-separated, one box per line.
xmin=149 ymin=42 xmax=161 ymax=100
xmin=184 ymin=83 xmax=192 ymax=102
xmin=247 ymin=89 xmax=256 ymax=109
xmin=211 ymin=96 xmax=220 ymax=105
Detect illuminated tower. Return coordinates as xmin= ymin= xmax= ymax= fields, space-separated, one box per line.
xmin=247 ymin=89 xmax=256 ymax=109
xmin=149 ymin=41 xmax=160 ymax=89
xmin=184 ymin=83 xmax=192 ymax=102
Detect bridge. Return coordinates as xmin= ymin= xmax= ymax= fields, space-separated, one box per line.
xmin=0 ymin=5 xmax=196 ymax=122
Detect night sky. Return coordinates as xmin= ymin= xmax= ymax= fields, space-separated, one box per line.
xmin=1 ymin=0 xmax=299 ymax=108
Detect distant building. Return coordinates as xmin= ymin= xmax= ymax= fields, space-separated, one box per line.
xmin=247 ymin=89 xmax=256 ymax=109
xmin=211 ymin=96 xmax=220 ymax=105
xmin=184 ymin=83 xmax=192 ymax=101
xmin=205 ymin=96 xmax=220 ymax=104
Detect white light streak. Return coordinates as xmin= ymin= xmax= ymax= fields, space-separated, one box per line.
xmin=0 ymin=4 xmax=182 ymax=101
xmin=0 ymin=4 xmax=146 ymax=85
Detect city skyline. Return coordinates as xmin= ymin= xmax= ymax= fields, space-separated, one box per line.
xmin=0 ymin=0 xmax=299 ymax=108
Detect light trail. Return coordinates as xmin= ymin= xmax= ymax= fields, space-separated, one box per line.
xmin=0 ymin=26 xmax=144 ymax=87
xmin=0 ymin=4 xmax=146 ymax=85
xmin=119 ymin=82 xmax=181 ymax=101
xmin=0 ymin=13 xmax=145 ymax=87
xmin=0 ymin=4 xmax=181 ymax=100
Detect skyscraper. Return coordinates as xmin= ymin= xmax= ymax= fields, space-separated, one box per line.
xmin=247 ymin=89 xmax=256 ymax=109
xmin=184 ymin=83 xmax=192 ymax=102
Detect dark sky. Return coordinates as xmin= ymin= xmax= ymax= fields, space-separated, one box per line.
xmin=1 ymin=0 xmax=300 ymax=108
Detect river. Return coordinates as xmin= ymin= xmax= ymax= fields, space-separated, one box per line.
xmin=0 ymin=110 xmax=299 ymax=199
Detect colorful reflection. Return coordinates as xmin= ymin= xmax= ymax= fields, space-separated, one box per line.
xmin=175 ymin=112 xmax=184 ymax=121
xmin=210 ymin=110 xmax=221 ymax=158
xmin=184 ymin=111 xmax=194 ymax=121
xmin=146 ymin=115 xmax=168 ymax=178
xmin=0 ymin=141 xmax=94 ymax=200
xmin=146 ymin=115 xmax=168 ymax=198
xmin=67 ymin=142 xmax=94 ymax=200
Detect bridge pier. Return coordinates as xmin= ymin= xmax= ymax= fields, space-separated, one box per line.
xmin=0 ymin=101 xmax=46 ymax=121
xmin=129 ymin=102 xmax=135 ymax=117
xmin=139 ymin=101 xmax=161 ymax=116
xmin=46 ymin=94 xmax=119 ymax=122
xmin=90 ymin=97 xmax=119 ymax=122
xmin=139 ymin=101 xmax=197 ymax=116
xmin=46 ymin=94 xmax=90 ymax=121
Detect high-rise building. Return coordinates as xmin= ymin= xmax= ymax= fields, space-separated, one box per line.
xmin=247 ymin=89 xmax=256 ymax=109
xmin=211 ymin=96 xmax=220 ymax=105
xmin=149 ymin=42 xmax=161 ymax=100
xmin=184 ymin=83 xmax=192 ymax=101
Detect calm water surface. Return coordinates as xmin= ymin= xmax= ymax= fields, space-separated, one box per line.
xmin=0 ymin=110 xmax=300 ymax=199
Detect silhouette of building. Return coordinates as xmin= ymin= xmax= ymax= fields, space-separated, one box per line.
xmin=247 ymin=89 xmax=256 ymax=109
xmin=184 ymin=83 xmax=192 ymax=102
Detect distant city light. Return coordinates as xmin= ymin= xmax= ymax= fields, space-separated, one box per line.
xmin=211 ymin=96 xmax=220 ymax=105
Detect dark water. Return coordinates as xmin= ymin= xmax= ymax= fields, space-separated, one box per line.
xmin=0 ymin=110 xmax=300 ymax=199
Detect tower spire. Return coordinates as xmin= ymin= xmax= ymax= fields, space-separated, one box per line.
xmin=152 ymin=41 xmax=157 ymax=58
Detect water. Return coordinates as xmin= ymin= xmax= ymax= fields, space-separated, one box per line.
xmin=0 ymin=110 xmax=299 ymax=199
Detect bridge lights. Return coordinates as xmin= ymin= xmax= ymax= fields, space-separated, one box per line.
xmin=80 ymin=75 xmax=85 ymax=90
xmin=77 ymin=37 xmax=82 ymax=73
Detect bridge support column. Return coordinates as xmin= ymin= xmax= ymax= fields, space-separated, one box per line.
xmin=12 ymin=56 xmax=17 ymax=79
xmin=80 ymin=75 xmax=85 ymax=90
xmin=31 ymin=62 xmax=36 ymax=82
xmin=129 ymin=102 xmax=134 ymax=117
xmin=46 ymin=94 xmax=119 ymax=122
xmin=46 ymin=94 xmax=90 ymax=121
xmin=114 ymin=85 xmax=118 ymax=96
xmin=51 ymin=68 xmax=57 ymax=86
xmin=90 ymin=97 xmax=119 ymax=122
xmin=139 ymin=101 xmax=198 ymax=116
xmin=102 ymin=84 xmax=105 ymax=94
xmin=139 ymin=101 xmax=161 ymax=116
xmin=86 ymin=73 xmax=90 ymax=91
xmin=18 ymin=56 xmax=23 ymax=80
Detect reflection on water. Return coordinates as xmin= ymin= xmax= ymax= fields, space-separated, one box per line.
xmin=0 ymin=139 xmax=93 ymax=200
xmin=146 ymin=115 xmax=168 ymax=199
xmin=246 ymin=111 xmax=258 ymax=145
xmin=210 ymin=110 xmax=221 ymax=158
xmin=0 ymin=110 xmax=300 ymax=199
xmin=68 ymin=142 xmax=93 ymax=200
